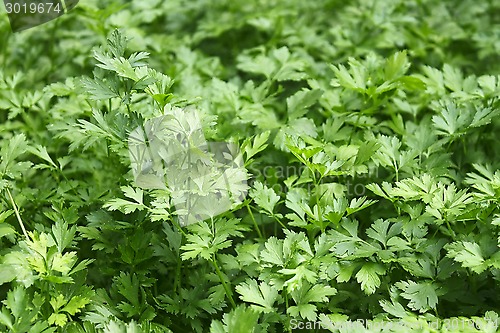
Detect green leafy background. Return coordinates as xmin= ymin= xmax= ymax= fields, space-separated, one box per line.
xmin=0 ymin=0 xmax=499 ymax=332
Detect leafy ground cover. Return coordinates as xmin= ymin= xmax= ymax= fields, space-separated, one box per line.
xmin=1 ymin=0 xmax=500 ymax=332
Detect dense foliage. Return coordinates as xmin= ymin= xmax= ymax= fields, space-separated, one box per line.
xmin=1 ymin=0 xmax=500 ymax=332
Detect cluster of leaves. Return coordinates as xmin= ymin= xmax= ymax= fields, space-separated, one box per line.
xmin=1 ymin=0 xmax=500 ymax=332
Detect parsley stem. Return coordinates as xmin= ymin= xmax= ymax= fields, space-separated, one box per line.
xmin=272 ymin=213 xmax=287 ymax=230
xmin=6 ymin=188 xmax=29 ymax=239
xmin=445 ymin=219 xmax=456 ymax=239
xmin=212 ymin=253 xmax=236 ymax=308
xmin=313 ymin=172 xmax=324 ymax=231
xmin=173 ymin=259 xmax=182 ymax=293
xmin=284 ymin=290 xmax=292 ymax=333
xmin=172 ymin=219 xmax=187 ymax=237
xmin=172 ymin=219 xmax=186 ymax=293
xmin=247 ymin=204 xmax=263 ymax=239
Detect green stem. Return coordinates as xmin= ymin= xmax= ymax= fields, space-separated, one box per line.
xmin=313 ymin=173 xmax=324 ymax=231
xmin=284 ymin=290 xmax=292 ymax=333
xmin=173 ymin=260 xmax=182 ymax=293
xmin=212 ymin=253 xmax=236 ymax=308
xmin=247 ymin=204 xmax=263 ymax=239
xmin=348 ymin=112 xmax=363 ymax=145
xmin=6 ymin=188 xmax=29 ymax=239
xmin=48 ymin=19 xmax=60 ymax=72
xmin=58 ymin=168 xmax=81 ymax=199
xmin=272 ymin=214 xmax=287 ymax=230
xmin=172 ymin=219 xmax=187 ymax=237
xmin=444 ymin=219 xmax=456 ymax=239
xmin=172 ymin=218 xmax=186 ymax=293
xmin=0 ymin=29 xmax=10 ymax=72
